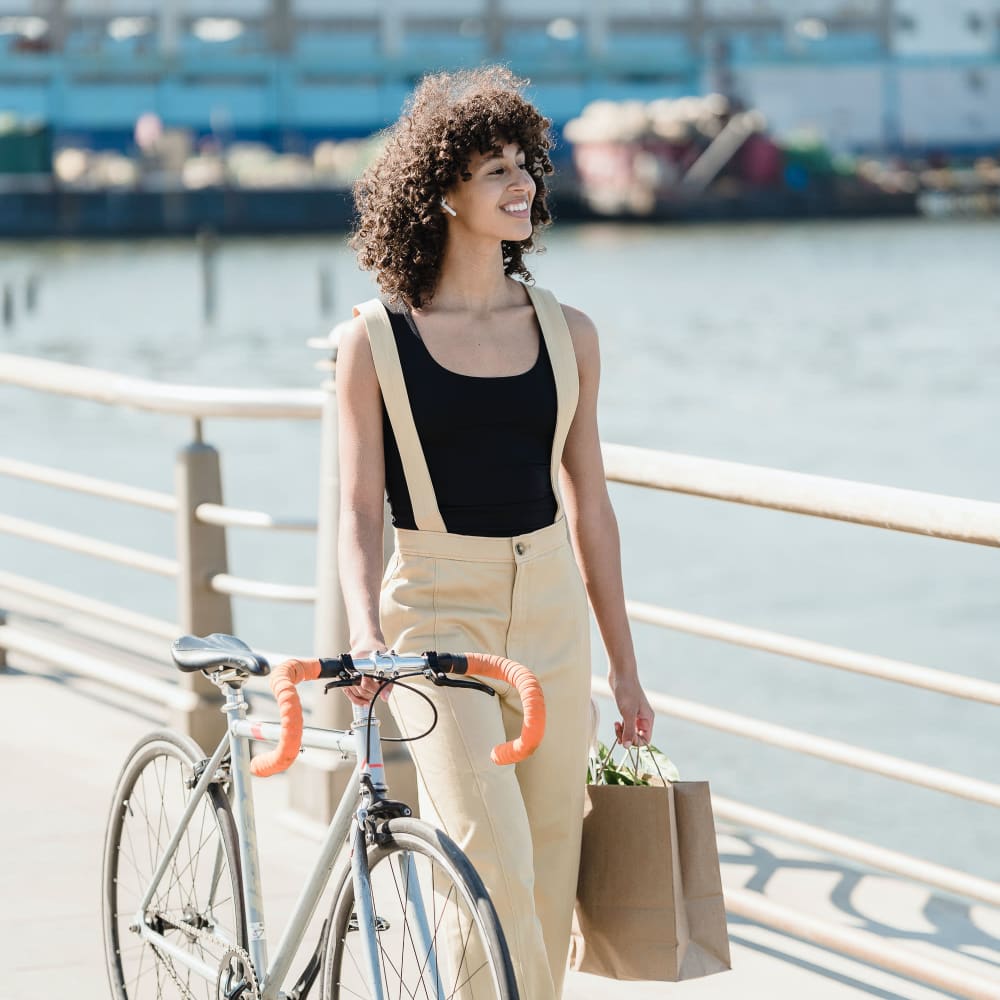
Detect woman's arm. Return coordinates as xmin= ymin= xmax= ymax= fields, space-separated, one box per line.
xmin=336 ymin=314 xmax=390 ymax=704
xmin=559 ymin=305 xmax=654 ymax=747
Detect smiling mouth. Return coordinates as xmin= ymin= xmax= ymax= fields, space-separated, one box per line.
xmin=501 ymin=201 xmax=530 ymax=214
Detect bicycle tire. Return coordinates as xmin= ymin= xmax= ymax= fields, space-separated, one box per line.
xmin=322 ymin=817 xmax=519 ymax=1000
xmin=102 ymin=729 xmax=247 ymax=1000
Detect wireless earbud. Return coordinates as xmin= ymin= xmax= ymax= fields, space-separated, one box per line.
xmin=440 ymin=198 xmax=457 ymax=217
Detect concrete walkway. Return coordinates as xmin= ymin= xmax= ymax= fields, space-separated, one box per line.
xmin=2 ymin=663 xmax=997 ymax=1000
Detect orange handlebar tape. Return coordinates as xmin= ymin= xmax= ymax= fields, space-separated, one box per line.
xmin=249 ymin=658 xmax=322 ymax=777
xmin=464 ymin=653 xmax=546 ymax=765
xmin=248 ymin=653 xmax=546 ymax=777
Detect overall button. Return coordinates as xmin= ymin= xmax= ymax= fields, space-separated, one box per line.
xmin=514 ymin=542 xmax=527 ymax=556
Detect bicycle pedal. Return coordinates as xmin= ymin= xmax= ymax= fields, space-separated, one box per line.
xmin=347 ymin=913 xmax=391 ymax=932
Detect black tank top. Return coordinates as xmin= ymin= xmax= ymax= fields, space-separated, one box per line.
xmin=382 ymin=307 xmax=558 ymax=537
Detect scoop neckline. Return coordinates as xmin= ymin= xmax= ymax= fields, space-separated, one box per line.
xmin=402 ymin=300 xmax=544 ymax=381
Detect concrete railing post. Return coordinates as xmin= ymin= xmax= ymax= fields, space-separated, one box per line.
xmin=175 ymin=423 xmax=232 ymax=750
xmin=290 ymin=331 xmax=418 ymax=821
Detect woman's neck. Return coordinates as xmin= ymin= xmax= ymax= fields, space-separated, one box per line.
xmin=423 ymin=238 xmax=521 ymax=316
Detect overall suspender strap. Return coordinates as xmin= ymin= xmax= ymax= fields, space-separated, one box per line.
xmin=524 ymin=285 xmax=579 ymax=521
xmin=353 ymin=299 xmax=448 ymax=534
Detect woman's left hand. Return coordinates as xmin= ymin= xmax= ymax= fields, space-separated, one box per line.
xmin=610 ymin=672 xmax=655 ymax=748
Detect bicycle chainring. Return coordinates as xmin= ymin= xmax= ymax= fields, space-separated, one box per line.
xmin=217 ymin=945 xmax=261 ymax=1000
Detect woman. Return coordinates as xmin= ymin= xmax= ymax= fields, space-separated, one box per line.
xmin=336 ymin=66 xmax=654 ymax=999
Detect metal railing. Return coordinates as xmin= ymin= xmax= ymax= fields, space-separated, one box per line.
xmin=2 ymin=347 xmax=998 ymax=999
xmin=0 ymin=352 xmax=323 ymax=748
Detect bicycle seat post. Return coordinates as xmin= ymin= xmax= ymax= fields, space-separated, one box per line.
xmin=218 ymin=668 xmax=270 ymax=977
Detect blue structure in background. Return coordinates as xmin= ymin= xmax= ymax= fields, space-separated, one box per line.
xmin=1 ymin=1 xmax=999 ymax=155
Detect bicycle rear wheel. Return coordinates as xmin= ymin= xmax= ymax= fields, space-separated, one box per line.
xmin=322 ymin=817 xmax=518 ymax=1000
xmin=102 ymin=729 xmax=246 ymax=1000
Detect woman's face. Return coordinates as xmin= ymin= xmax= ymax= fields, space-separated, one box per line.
xmin=444 ymin=141 xmax=536 ymax=243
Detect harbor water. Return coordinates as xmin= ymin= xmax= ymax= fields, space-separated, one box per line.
xmin=2 ymin=216 xmax=999 ymax=881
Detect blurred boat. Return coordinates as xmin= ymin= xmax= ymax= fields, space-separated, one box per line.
xmin=562 ymin=95 xmax=921 ymax=222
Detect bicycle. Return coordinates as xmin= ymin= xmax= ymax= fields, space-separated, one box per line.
xmin=101 ymin=632 xmax=546 ymax=1000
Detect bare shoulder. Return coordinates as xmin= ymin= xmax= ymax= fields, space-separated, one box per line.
xmin=560 ymin=303 xmax=598 ymax=338
xmin=334 ymin=312 xmax=380 ymax=391
xmin=335 ymin=313 xmax=371 ymax=354
xmin=558 ymin=302 xmax=600 ymax=367
xmin=335 ymin=312 xmax=379 ymax=371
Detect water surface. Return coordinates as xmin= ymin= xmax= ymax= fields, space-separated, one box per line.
xmin=2 ymin=216 xmax=998 ymax=879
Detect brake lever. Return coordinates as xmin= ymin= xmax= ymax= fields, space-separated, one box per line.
xmin=426 ymin=672 xmax=497 ymax=697
xmin=323 ymin=672 xmax=362 ymax=694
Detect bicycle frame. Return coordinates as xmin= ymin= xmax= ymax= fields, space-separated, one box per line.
xmin=133 ymin=673 xmax=398 ymax=1000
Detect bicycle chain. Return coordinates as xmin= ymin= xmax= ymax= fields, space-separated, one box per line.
xmin=144 ymin=915 xmax=259 ymax=1000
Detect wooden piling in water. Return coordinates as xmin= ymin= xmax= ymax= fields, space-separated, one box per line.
xmin=24 ymin=274 xmax=39 ymax=313
xmin=2 ymin=285 xmax=14 ymax=329
xmin=318 ymin=264 xmax=334 ymax=316
xmin=197 ymin=227 xmax=219 ymax=325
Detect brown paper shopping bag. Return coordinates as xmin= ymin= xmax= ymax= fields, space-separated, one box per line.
xmin=569 ymin=780 xmax=731 ymax=981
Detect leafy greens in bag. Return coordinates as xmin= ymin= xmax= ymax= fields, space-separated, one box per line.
xmin=587 ymin=741 xmax=680 ymax=786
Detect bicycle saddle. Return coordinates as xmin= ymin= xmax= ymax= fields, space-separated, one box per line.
xmin=171 ymin=633 xmax=270 ymax=676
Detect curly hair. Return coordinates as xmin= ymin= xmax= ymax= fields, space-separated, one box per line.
xmin=350 ymin=66 xmax=555 ymax=308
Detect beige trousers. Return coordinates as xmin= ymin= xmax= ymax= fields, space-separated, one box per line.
xmin=381 ymin=517 xmax=592 ymax=1000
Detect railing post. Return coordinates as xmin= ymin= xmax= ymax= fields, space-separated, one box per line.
xmin=174 ymin=424 xmax=231 ymax=750
xmin=290 ymin=330 xmax=418 ymax=821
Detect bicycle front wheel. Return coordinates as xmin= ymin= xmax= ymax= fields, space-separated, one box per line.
xmin=102 ymin=729 xmax=246 ymax=1000
xmin=322 ymin=817 xmax=518 ymax=1000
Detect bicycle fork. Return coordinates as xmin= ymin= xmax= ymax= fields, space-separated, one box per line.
xmin=392 ymin=850 xmax=446 ymax=1000
xmin=348 ymin=704 xmax=446 ymax=1000
xmin=349 ymin=704 xmax=387 ymax=1000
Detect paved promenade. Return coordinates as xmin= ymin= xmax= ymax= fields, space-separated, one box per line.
xmin=2 ymin=663 xmax=997 ymax=1000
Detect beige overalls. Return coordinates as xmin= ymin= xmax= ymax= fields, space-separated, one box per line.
xmin=353 ymin=284 xmax=593 ymax=999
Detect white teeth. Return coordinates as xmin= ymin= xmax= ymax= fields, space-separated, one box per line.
xmin=502 ymin=202 xmax=528 ymax=213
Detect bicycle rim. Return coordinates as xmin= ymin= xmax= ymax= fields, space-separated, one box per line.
xmin=102 ymin=729 xmax=246 ymax=1000
xmin=323 ymin=817 xmax=518 ymax=1000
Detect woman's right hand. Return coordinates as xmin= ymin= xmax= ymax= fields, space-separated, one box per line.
xmin=345 ymin=639 xmax=392 ymax=706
